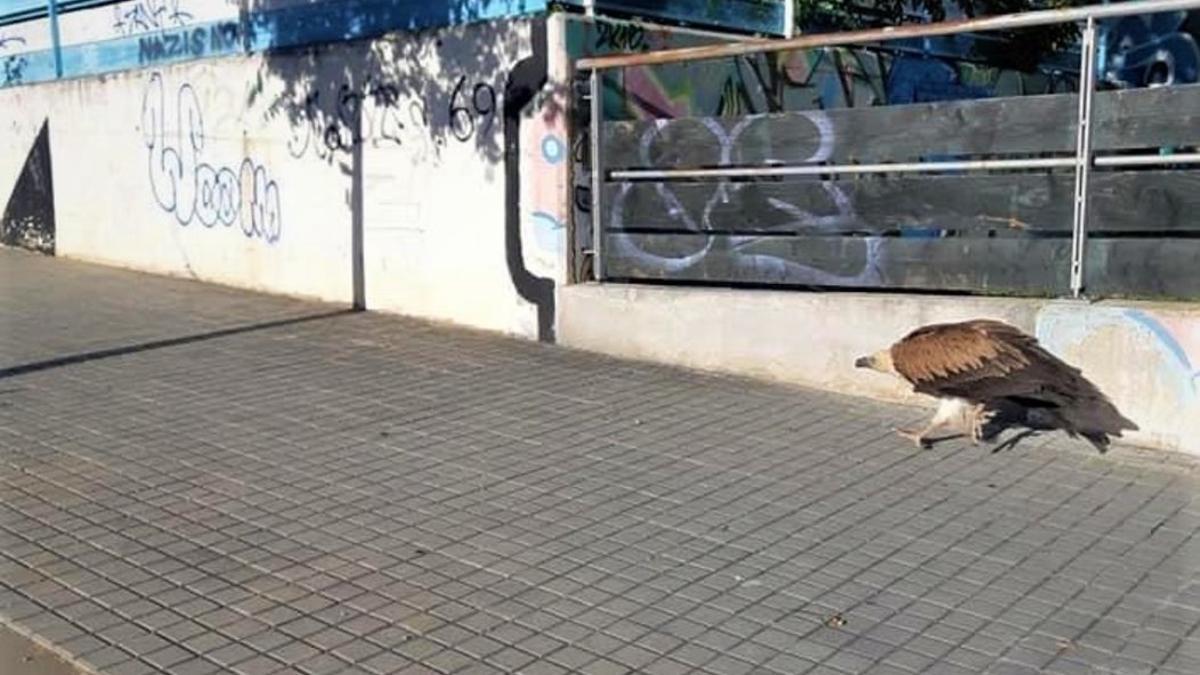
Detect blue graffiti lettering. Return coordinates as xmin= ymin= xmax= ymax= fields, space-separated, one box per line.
xmin=1104 ymin=11 xmax=1200 ymax=88
xmin=0 ymin=35 xmax=26 ymax=86
xmin=2 ymin=54 xmax=27 ymax=87
xmin=137 ymin=21 xmax=243 ymax=65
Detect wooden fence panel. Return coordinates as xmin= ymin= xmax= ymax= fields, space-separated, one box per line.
xmin=603 ymin=84 xmax=1200 ymax=167
xmin=595 ymin=84 xmax=1200 ymax=298
xmin=603 ymin=233 xmax=1071 ymax=294
xmin=1085 ymin=240 xmax=1200 ymax=300
xmin=604 ymin=171 xmax=1200 ymax=235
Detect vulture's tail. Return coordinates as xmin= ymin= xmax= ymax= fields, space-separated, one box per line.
xmin=1044 ymin=382 xmax=1138 ymax=453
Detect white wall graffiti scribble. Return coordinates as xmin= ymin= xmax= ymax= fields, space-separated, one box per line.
xmin=608 ymin=112 xmax=883 ymax=285
xmin=141 ymin=72 xmax=282 ymax=243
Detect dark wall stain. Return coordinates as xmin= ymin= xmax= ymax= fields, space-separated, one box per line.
xmin=505 ymin=20 xmax=554 ymax=342
xmin=2 ymin=119 xmax=56 ymax=254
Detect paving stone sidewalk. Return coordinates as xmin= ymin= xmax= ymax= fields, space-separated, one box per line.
xmin=2 ymin=248 xmax=1199 ymax=675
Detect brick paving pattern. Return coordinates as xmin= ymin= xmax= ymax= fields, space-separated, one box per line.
xmin=2 ymin=248 xmax=1199 ymax=675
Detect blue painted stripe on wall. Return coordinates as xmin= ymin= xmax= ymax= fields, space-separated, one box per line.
xmin=1124 ymin=309 xmax=1199 ymax=389
xmin=0 ymin=48 xmax=57 ymax=84
xmin=559 ymin=0 xmax=786 ymax=36
xmin=247 ymin=0 xmax=547 ymax=53
xmin=0 ymin=0 xmax=547 ymax=88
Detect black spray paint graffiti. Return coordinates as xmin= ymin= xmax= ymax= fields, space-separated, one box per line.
xmin=594 ymin=23 xmax=646 ymax=52
xmin=287 ymin=77 xmax=412 ymax=159
xmin=141 ymin=72 xmax=282 ymax=243
xmin=608 ymin=114 xmax=883 ymax=286
xmin=113 ymin=0 xmax=193 ymax=36
xmin=3 ymin=54 xmax=28 ymax=87
xmin=285 ymin=75 xmax=498 ymax=159
xmin=448 ymin=75 xmax=497 ymax=142
xmin=1 ymin=119 xmax=56 ymax=254
xmin=0 ymin=35 xmax=27 ymax=87
xmin=137 ymin=21 xmax=242 ymax=65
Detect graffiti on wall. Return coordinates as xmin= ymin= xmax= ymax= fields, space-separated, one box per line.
xmin=612 ymin=45 xmax=1075 ymax=122
xmin=2 ymin=55 xmax=29 ymax=88
xmin=2 ymin=119 xmax=55 ymax=254
xmin=608 ymin=114 xmax=882 ymax=286
xmin=113 ymin=0 xmax=194 ymax=36
xmin=137 ymin=21 xmax=244 ymax=65
xmin=1036 ymin=305 xmax=1200 ymax=446
xmin=1123 ymin=310 xmax=1200 ymax=391
xmin=140 ymin=71 xmax=282 ymax=243
xmin=582 ymin=18 xmax=1090 ymax=124
xmin=284 ymin=78 xmax=409 ymax=160
xmin=600 ymin=14 xmax=1200 ymax=123
xmin=0 ymin=34 xmax=27 ymax=87
xmin=525 ymin=106 xmax=568 ymax=275
xmin=280 ymin=73 xmax=499 ymax=161
xmin=886 ymin=55 xmax=992 ymax=105
xmin=594 ymin=22 xmax=649 ymax=52
xmin=1103 ymin=10 xmax=1200 ymax=88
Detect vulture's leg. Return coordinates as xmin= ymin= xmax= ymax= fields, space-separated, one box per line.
xmin=969 ymin=404 xmax=995 ymax=444
xmin=894 ymin=425 xmax=938 ymax=448
xmin=895 ymin=399 xmax=960 ymax=449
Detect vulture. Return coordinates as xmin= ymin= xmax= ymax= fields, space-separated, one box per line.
xmin=855 ymin=319 xmax=1137 ymax=451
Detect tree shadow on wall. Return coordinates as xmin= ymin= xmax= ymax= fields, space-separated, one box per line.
xmin=244 ymin=1 xmax=564 ymax=337
xmin=248 ymin=4 xmax=532 ymax=166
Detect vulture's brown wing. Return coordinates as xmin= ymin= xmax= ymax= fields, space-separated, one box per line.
xmin=890 ymin=320 xmax=1076 ymax=401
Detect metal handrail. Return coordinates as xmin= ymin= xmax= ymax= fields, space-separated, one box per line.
xmin=579 ymin=0 xmax=1200 ymax=298
xmin=610 ymin=158 xmax=1079 ymax=181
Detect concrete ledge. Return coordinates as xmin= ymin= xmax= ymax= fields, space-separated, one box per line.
xmin=558 ymin=283 xmax=1200 ymax=457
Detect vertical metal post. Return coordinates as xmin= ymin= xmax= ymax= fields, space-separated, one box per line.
xmin=588 ymin=67 xmax=605 ymax=281
xmin=1070 ymin=16 xmax=1098 ymax=298
xmin=46 ymin=0 xmax=63 ymax=78
xmin=783 ymin=0 xmax=796 ymax=39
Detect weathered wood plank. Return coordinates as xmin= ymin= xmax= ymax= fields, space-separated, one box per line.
xmin=603 ymin=232 xmax=1070 ymax=293
xmin=603 ymin=84 xmax=1200 ymax=167
xmin=1086 ymin=239 xmax=1200 ymax=300
xmin=603 ymin=171 xmax=1200 ymax=234
xmin=1097 ymin=84 xmax=1200 ymax=151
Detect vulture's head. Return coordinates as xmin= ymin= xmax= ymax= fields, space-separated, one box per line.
xmin=854 ymin=348 xmax=897 ymax=375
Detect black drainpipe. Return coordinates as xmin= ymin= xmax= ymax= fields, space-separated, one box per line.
xmin=504 ymin=20 xmax=555 ymax=342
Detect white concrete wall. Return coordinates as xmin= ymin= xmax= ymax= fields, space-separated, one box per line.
xmin=0 ymin=56 xmax=351 ymax=302
xmin=559 ymin=284 xmax=1200 ymax=457
xmin=1 ymin=15 xmax=572 ymax=339
xmin=0 ymin=16 xmax=48 ymax=54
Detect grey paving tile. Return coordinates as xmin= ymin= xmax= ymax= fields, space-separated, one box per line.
xmin=3 ymin=249 xmax=1199 ymax=675
xmin=295 ymin=653 xmax=352 ymax=675
xmin=168 ymin=657 xmax=225 ymax=675
xmin=233 ymin=654 xmax=288 ymax=675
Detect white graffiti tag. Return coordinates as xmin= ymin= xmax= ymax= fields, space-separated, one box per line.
xmin=141 ymin=72 xmax=282 ymax=243
xmin=608 ymin=111 xmax=882 ymax=286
